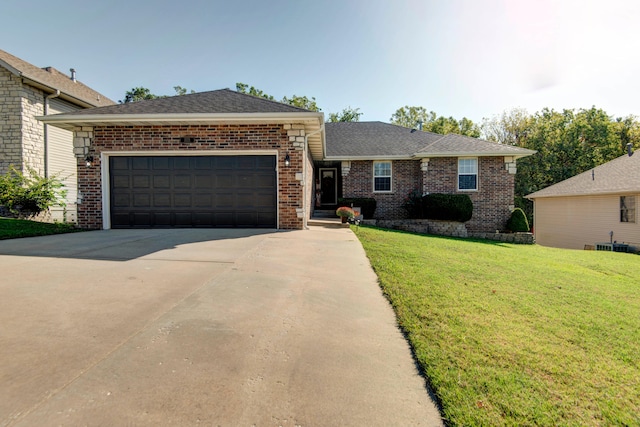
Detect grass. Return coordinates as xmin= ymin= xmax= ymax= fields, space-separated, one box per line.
xmin=0 ymin=217 xmax=84 ymax=240
xmin=354 ymin=226 xmax=640 ymax=427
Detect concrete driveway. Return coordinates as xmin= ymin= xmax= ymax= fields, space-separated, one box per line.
xmin=0 ymin=226 xmax=443 ymax=426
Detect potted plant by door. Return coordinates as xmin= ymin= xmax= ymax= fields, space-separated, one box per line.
xmin=336 ymin=206 xmax=355 ymax=223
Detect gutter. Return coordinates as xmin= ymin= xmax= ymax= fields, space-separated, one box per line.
xmin=43 ymin=89 xmax=61 ymax=177
xmin=303 ymin=123 xmax=325 ymax=230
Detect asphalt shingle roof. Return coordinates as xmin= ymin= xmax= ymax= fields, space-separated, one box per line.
xmin=527 ymin=152 xmax=640 ymax=198
xmin=325 ymin=121 xmax=535 ymax=158
xmin=0 ymin=49 xmax=114 ymax=107
xmin=60 ymin=89 xmax=314 ymax=116
xmin=325 ymin=121 xmax=442 ymax=157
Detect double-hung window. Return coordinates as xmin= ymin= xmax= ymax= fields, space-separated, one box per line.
xmin=458 ymin=158 xmax=478 ymax=191
xmin=620 ymin=196 xmax=636 ymax=223
xmin=373 ymin=161 xmax=392 ymax=192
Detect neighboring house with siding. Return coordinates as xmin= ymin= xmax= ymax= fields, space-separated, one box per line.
xmin=39 ymin=95 xmax=534 ymax=232
xmin=527 ymin=148 xmax=639 ymax=250
xmin=0 ymin=48 xmax=114 ymax=222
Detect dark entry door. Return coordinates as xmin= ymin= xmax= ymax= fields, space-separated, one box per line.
xmin=109 ymin=155 xmax=276 ymax=228
xmin=319 ymin=168 xmax=337 ymax=205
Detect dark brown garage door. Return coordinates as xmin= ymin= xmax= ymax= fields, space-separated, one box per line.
xmin=109 ymin=155 xmax=277 ymax=228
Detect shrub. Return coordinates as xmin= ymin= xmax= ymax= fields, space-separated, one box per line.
xmin=335 ymin=206 xmax=355 ymax=218
xmin=422 ymin=193 xmax=473 ymax=222
xmin=506 ymin=207 xmax=530 ymax=232
xmin=401 ymin=189 xmax=424 ymax=219
xmin=337 ymin=197 xmax=377 ymax=219
xmin=0 ymin=166 xmax=67 ymax=218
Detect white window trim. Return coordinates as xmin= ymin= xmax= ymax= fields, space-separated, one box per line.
xmin=373 ymin=160 xmax=393 ymax=193
xmin=458 ymin=157 xmax=478 ymax=192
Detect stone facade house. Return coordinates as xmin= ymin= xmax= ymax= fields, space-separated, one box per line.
xmin=527 ymin=148 xmax=639 ymax=250
xmin=321 ymin=122 xmax=535 ymax=233
xmin=0 ymin=49 xmax=114 ymax=221
xmin=40 ymin=90 xmax=533 ymax=232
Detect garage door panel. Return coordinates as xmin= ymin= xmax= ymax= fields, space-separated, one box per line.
xmin=132 ymin=158 xmax=150 ymax=170
xmin=133 ymin=194 xmax=151 ymax=207
xmin=110 ymin=155 xmax=276 ymax=228
xmin=153 ymin=175 xmax=170 ymax=188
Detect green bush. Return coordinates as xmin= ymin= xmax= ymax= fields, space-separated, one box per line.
xmin=401 ymin=189 xmax=424 ymax=219
xmin=0 ymin=166 xmax=67 ymax=218
xmin=337 ymin=197 xmax=377 ymax=219
xmin=422 ymin=193 xmax=473 ymax=222
xmin=506 ymin=207 xmax=530 ymax=232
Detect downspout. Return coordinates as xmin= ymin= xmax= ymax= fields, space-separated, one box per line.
xmin=303 ymin=124 xmax=325 ymax=230
xmin=43 ymin=90 xmax=61 ymax=177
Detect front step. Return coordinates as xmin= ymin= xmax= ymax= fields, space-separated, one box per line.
xmin=312 ymin=209 xmax=337 ymax=218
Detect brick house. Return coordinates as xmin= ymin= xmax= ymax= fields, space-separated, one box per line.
xmin=40 ymin=90 xmax=533 ymax=232
xmin=39 ymin=89 xmax=323 ymax=230
xmin=320 ymin=122 xmax=535 ymax=233
xmin=0 ymin=49 xmax=114 ymax=221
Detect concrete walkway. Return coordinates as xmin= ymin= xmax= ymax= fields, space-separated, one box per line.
xmin=0 ymin=226 xmax=443 ymax=426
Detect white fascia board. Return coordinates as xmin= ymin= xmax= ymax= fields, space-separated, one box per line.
xmin=413 ymin=150 xmax=535 ymax=159
xmin=0 ymin=59 xmax=22 ymax=77
xmin=526 ymin=189 xmax=640 ymax=199
xmin=324 ymin=155 xmax=414 ymax=161
xmin=36 ymin=112 xmax=324 ymax=125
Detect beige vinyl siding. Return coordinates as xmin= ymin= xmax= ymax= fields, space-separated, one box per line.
xmin=534 ymin=194 xmax=640 ymax=249
xmin=47 ymin=98 xmax=79 ymax=222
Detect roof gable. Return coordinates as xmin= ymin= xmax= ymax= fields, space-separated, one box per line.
xmin=0 ymin=49 xmax=114 ymax=108
xmin=527 ymin=152 xmax=640 ymax=198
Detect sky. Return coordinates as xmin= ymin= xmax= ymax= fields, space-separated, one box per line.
xmin=2 ymin=0 xmax=640 ymax=124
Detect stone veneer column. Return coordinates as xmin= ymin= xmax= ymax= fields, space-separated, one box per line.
xmin=284 ymin=124 xmax=306 ymax=223
xmin=0 ymin=68 xmax=23 ymax=174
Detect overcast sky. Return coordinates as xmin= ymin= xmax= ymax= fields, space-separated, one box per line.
xmin=2 ymin=0 xmax=640 ymax=124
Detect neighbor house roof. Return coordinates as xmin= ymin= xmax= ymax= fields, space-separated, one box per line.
xmin=38 ymin=89 xmax=325 ymax=159
xmin=527 ymin=152 xmax=640 ymax=199
xmin=0 ymin=49 xmax=114 ymax=108
xmin=325 ymin=121 xmax=535 ymax=160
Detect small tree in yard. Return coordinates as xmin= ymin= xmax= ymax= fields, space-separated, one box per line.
xmin=0 ymin=166 xmax=67 ymax=219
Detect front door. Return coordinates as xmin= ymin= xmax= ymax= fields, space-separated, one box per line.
xmin=319 ymin=168 xmax=337 ymax=205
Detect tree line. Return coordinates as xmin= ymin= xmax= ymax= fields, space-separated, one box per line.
xmin=120 ymin=84 xmax=640 ymax=222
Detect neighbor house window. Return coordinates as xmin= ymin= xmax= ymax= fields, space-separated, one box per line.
xmin=620 ymin=196 xmax=636 ymax=223
xmin=458 ymin=158 xmax=478 ymax=191
xmin=373 ymin=161 xmax=392 ymax=192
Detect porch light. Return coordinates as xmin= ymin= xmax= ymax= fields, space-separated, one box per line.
xmin=85 ymin=155 xmax=94 ymax=167
xmin=284 ymin=153 xmax=290 ymax=167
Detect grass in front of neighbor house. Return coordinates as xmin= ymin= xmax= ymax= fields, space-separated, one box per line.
xmin=354 ymin=226 xmax=640 ymax=427
xmin=0 ymin=217 xmax=83 ymax=240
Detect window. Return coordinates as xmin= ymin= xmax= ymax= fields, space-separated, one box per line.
xmin=373 ymin=161 xmax=392 ymax=192
xmin=620 ymin=196 xmax=636 ymax=223
xmin=458 ymin=158 xmax=478 ymax=191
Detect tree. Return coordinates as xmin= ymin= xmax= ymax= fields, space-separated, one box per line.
xmin=282 ymin=95 xmax=321 ymax=111
xmin=481 ymin=108 xmax=531 ymax=146
xmin=328 ymin=106 xmax=362 ymax=122
xmin=235 ymin=82 xmax=275 ymax=100
xmin=120 ymin=87 xmax=158 ymax=103
xmin=174 ymin=86 xmax=195 ymax=96
xmin=390 ymin=106 xmax=479 ymax=137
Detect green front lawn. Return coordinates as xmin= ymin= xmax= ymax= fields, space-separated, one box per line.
xmin=0 ymin=217 xmax=84 ymax=240
xmin=355 ymin=226 xmax=640 ymax=426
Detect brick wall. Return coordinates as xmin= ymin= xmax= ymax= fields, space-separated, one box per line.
xmin=423 ymin=156 xmax=515 ymax=232
xmin=341 ymin=157 xmax=515 ymax=232
xmin=75 ymin=124 xmax=305 ymax=230
xmin=341 ymin=160 xmax=421 ymax=219
xmin=0 ymin=67 xmax=25 ymax=174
